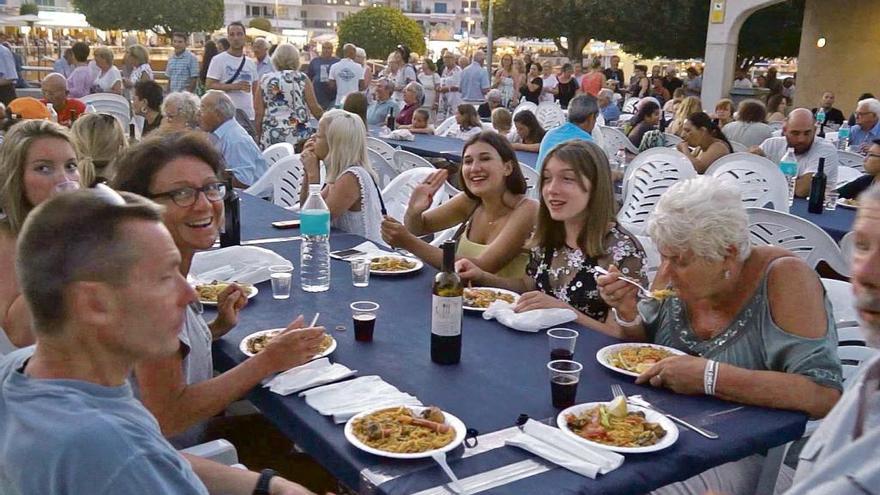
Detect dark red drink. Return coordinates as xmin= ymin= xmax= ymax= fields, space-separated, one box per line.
xmin=550 ymin=348 xmax=574 ymax=361
xmin=353 ymin=314 xmax=375 ymax=342
xmin=551 ymin=375 xmax=578 ymax=408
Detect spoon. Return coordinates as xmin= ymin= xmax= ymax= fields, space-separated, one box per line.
xmin=593 ymin=266 xmax=654 ymax=299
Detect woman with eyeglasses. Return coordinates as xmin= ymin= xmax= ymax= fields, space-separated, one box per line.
xmin=0 ymin=120 xmax=83 ymax=349
xmin=113 ymin=132 xmax=325 ymax=448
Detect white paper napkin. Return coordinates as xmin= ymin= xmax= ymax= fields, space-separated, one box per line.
xmin=191 ymin=246 xmax=290 ymax=285
xmin=482 ymin=301 xmax=577 ymax=332
xmin=388 ymin=129 xmax=415 ymax=141
xmin=506 ymin=419 xmax=624 ymax=479
xmin=263 ymin=358 xmax=356 ymax=396
xmin=330 ymin=241 xmax=396 ymax=261
xmin=299 ymin=375 xmax=423 ymax=423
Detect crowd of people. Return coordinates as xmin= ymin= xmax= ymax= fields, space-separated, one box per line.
xmin=0 ymin=21 xmax=877 ymax=495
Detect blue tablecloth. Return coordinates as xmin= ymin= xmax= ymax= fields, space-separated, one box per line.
xmin=379 ymin=133 xmax=539 ymax=169
xmin=212 ymin=196 xmax=807 ymax=494
xmin=789 ymin=198 xmax=855 ymax=242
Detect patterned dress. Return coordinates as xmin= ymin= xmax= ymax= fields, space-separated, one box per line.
xmin=259 ymin=70 xmax=314 ymax=149
xmin=526 ymin=225 xmax=647 ymax=321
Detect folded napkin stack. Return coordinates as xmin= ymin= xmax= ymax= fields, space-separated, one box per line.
xmin=506 ymin=419 xmax=624 ymax=479
xmin=299 ymin=375 xmax=423 ymax=423
xmin=482 ymin=301 xmax=577 ymax=332
xmin=264 ymin=358 xmax=356 ymax=396
xmin=191 ymin=246 xmax=290 ymax=285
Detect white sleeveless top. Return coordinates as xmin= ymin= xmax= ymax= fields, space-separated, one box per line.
xmin=332 ymin=166 xmax=383 ymax=244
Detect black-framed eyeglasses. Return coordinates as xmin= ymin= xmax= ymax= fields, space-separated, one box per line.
xmin=150 ymin=182 xmax=226 ymax=207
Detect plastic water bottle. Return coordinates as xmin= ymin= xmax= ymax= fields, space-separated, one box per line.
xmin=779 ymin=147 xmax=798 ymax=205
xmin=614 ymin=147 xmax=627 ymax=172
xmin=816 ymin=108 xmax=826 ymax=125
xmin=300 ymin=184 xmax=331 ymax=292
xmin=838 ymin=121 xmax=850 ymax=150
xmin=46 ymin=103 xmax=58 ymax=123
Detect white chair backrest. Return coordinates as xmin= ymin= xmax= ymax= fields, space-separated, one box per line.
xmin=745 ymin=207 xmax=851 ymax=277
xmin=599 ymin=125 xmax=639 ymax=158
xmin=434 ymin=116 xmax=457 ymax=136
xmin=705 ymin=153 xmax=789 ymax=211
xmin=535 ymin=102 xmax=566 ymax=130
xmin=262 ymin=142 xmax=294 ymax=165
xmin=367 ymin=148 xmax=398 ymax=190
xmin=839 ymin=231 xmax=854 ymax=267
xmin=729 ymin=140 xmax=748 ymax=153
xmin=836 ymin=166 xmax=863 ymax=187
xmin=512 ymin=101 xmax=537 ymax=118
xmin=838 ymin=344 xmax=879 ymax=382
xmin=636 ymin=234 xmax=661 ymax=286
xmin=821 ymin=278 xmax=858 ymax=327
xmin=382 ymin=168 xmax=454 ymax=222
xmin=518 ymin=162 xmax=540 ymax=200
xmin=662 ymin=133 xmax=683 ymax=146
xmin=366 ymin=137 xmax=398 ymax=164
xmin=243 ymin=154 xmax=301 ymax=200
xmin=430 ymin=225 xmax=461 ymax=247
xmin=80 ymin=93 xmax=131 ymax=128
xmin=622 ymin=97 xmax=640 ymax=114
xmin=271 ymin=156 xmax=305 ymax=210
xmin=391 ymin=149 xmax=434 ymax=174
xmin=837 ymin=150 xmax=865 ymax=172
xmin=618 ymin=149 xmax=696 ymax=235
xmin=617 ymin=113 xmax=634 ymax=125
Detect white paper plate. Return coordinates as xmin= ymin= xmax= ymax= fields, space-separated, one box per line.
xmin=463 ymin=287 xmax=520 ymax=312
xmin=836 ymin=198 xmax=858 ymax=209
xmin=596 ymin=343 xmax=686 ymax=378
xmin=557 ymin=401 xmax=679 ymax=453
xmin=369 ymin=255 xmax=424 ymax=275
xmin=344 ymin=406 xmax=467 ymax=459
xmin=239 ymin=328 xmax=337 ymax=359
xmin=197 ymin=283 xmax=258 ymax=306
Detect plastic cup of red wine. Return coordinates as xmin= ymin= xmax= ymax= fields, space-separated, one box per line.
xmin=547 ymin=328 xmax=578 ymax=361
xmin=350 ymin=301 xmax=379 ymax=342
xmin=548 ymin=360 xmax=582 ymax=408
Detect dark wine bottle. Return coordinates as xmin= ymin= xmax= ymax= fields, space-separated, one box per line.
xmin=219 ymin=171 xmax=241 ymax=247
xmin=129 ymin=123 xmax=137 ymax=144
xmin=431 ymin=240 xmax=462 ymax=364
xmin=807 ymin=157 xmax=827 ymax=214
xmin=386 ymin=107 xmax=396 ymax=131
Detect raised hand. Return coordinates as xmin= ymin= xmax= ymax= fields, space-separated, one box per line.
xmin=408 ymin=169 xmax=449 ymax=214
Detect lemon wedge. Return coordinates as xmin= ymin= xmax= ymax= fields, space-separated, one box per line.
xmin=609 ymin=395 xmax=628 ymax=418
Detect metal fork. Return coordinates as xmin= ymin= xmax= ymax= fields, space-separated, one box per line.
xmin=593 ymin=266 xmax=653 ymax=299
xmin=628 ymin=394 xmax=719 ymax=440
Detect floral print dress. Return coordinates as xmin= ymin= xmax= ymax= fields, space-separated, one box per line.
xmin=526 ymin=225 xmax=647 ymax=321
xmin=259 ymin=70 xmax=314 ymax=149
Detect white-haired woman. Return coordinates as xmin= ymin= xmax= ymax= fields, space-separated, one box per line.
xmin=254 ymin=43 xmax=324 ymax=149
xmin=160 ymin=91 xmax=201 ymax=133
xmin=355 ymin=47 xmax=373 ymax=99
xmin=598 ymin=177 xmax=841 ymax=417
xmin=300 ymin=109 xmax=383 ymax=243
xmin=396 ymin=82 xmax=424 ymax=126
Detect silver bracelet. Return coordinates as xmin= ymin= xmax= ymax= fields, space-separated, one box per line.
xmin=611 ymin=308 xmax=642 ymax=327
xmin=703 ymin=360 xmax=719 ymax=396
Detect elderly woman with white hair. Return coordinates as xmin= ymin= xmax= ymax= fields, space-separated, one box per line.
xmin=355 ymin=47 xmax=373 ymax=98
xmin=396 ymin=82 xmax=424 ymax=126
xmin=254 ymin=42 xmax=324 ymax=149
xmin=300 ymin=109 xmax=383 ymax=242
xmin=597 ymin=176 xmax=843 ymax=495
xmin=160 ymin=91 xmax=201 ymax=132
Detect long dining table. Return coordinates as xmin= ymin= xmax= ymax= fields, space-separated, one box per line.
xmin=376 ymin=132 xmax=540 ymax=169
xmin=789 ymin=198 xmax=856 ymax=242
xmin=210 ymin=194 xmax=807 ymax=494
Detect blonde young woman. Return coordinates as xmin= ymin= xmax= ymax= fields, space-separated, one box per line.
xmin=381 ymin=131 xmax=537 ymax=276
xmin=457 ymin=140 xmax=646 ymax=333
xmin=667 ymin=96 xmax=703 ymax=137
xmin=300 ymin=109 xmax=384 ymax=243
xmin=0 ymin=121 xmax=82 ymax=348
xmin=70 ymin=113 xmax=128 ymax=185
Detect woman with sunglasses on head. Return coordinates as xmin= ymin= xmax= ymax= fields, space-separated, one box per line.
xmin=70 ymin=113 xmax=128 ymax=185
xmin=456 ymin=140 xmax=647 ymax=333
xmin=0 ymin=120 xmax=83 ymax=349
xmin=381 ymin=131 xmax=537 ymax=276
xmin=113 ymin=132 xmax=325 ymax=447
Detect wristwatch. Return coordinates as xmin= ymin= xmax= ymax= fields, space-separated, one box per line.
xmin=252 ymin=468 xmax=277 ymax=495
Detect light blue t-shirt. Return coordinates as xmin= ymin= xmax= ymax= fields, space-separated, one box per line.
xmin=213 ymin=118 xmax=269 ymax=186
xmin=0 ymin=348 xmax=208 ymax=495
xmin=459 ymin=62 xmax=490 ymax=102
xmin=367 ymin=99 xmax=399 ymax=127
xmin=535 ymin=122 xmax=594 ymax=170
xmin=850 ymin=120 xmax=880 ymax=150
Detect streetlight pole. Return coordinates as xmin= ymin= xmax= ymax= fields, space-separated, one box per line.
xmin=486 ymin=0 xmax=494 ymax=74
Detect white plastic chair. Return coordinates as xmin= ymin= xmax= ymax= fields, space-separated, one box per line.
xmin=618 ymin=148 xmax=696 ymax=235
xmin=729 ymin=140 xmax=748 ymax=153
xmin=271 ymin=156 xmax=306 ymax=210
xmin=635 ymin=235 xmax=661 ymax=285
xmin=80 ymin=93 xmax=131 ymax=129
xmin=367 ymin=148 xmax=397 ymax=190
xmin=430 ymin=225 xmax=461 ymax=247
xmin=839 ymin=231 xmax=854 ymax=267
xmin=366 ymin=137 xmax=398 ymax=164
xmin=382 ymin=168 xmax=456 ymax=222
xmin=434 ymin=116 xmax=457 ymax=136
xmin=705 ymin=153 xmax=789 ymax=211
xmin=839 ymin=344 xmax=879 ymax=382
xmin=391 ymin=149 xmax=434 ymax=174
xmin=512 ymin=101 xmax=537 ymax=118
xmin=262 ymin=142 xmax=294 ymax=165
xmin=821 ymin=278 xmax=858 ymax=327
xmin=836 ymin=166 xmax=863 ymax=187
xmin=745 ymin=207 xmax=851 ymax=277
xmin=662 ymin=132 xmax=683 ymax=146
xmin=535 ymin=102 xmax=565 ymax=130
xmin=599 ymin=125 xmax=639 ymax=158
xmin=824 ymin=131 xmax=838 ymax=144
xmin=518 ymin=161 xmax=540 ymax=200
xmin=622 ymin=97 xmax=640 ymax=114
xmin=838 ymin=150 xmax=865 ymax=172
xmin=243 ymin=154 xmax=301 ymax=200
xmin=616 ymin=113 xmax=634 ymax=125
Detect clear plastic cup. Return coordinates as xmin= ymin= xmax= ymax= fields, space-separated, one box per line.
xmin=351 ymin=258 xmax=370 ymax=287
xmin=54 ymin=180 xmax=80 ymax=193
xmin=269 ymin=265 xmax=293 ymax=300
xmin=548 ymin=360 xmax=582 ymax=408
xmin=547 ymin=328 xmax=578 ymax=362
xmin=824 ymin=187 xmax=839 ymax=210
xmin=351 ymin=301 xmax=379 ymax=342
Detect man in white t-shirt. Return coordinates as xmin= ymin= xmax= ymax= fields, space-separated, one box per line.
xmin=328 ymin=43 xmax=365 ymax=107
xmin=752 ymin=108 xmax=839 ymax=198
xmin=540 ymin=63 xmax=559 ymax=103
xmin=205 ymin=22 xmax=258 ymax=120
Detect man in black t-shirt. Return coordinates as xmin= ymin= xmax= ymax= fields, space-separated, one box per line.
xmin=603 ymin=55 xmax=625 ymax=94
xmin=811 ymin=91 xmax=846 ymax=127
